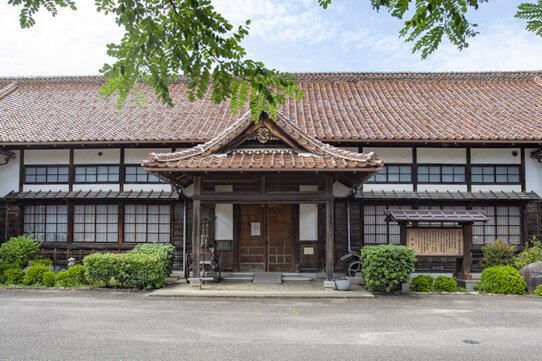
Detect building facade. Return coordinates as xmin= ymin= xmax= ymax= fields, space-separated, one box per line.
xmin=1 ymin=72 xmax=541 ymax=276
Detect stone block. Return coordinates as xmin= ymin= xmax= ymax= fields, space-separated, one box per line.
xmin=323 ymin=280 xmax=336 ymax=290
xmin=519 ymin=261 xmax=542 ymax=292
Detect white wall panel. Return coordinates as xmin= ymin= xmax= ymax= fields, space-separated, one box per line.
xmin=362 ymin=147 xmax=412 ymax=163
xmin=525 ymin=148 xmax=542 ymax=196
xmin=25 ymin=149 xmax=69 ymax=165
xmin=362 ymin=184 xmax=413 ymax=192
xmin=215 ymin=204 xmax=233 ymax=240
xmin=74 ymin=149 xmax=120 ymax=164
xmin=299 ymin=204 xmax=318 ymax=241
xmin=123 ymin=184 xmax=172 ymax=192
xmin=0 ymin=150 xmax=20 ymax=197
xmin=471 ymin=185 xmax=522 ymax=192
xmin=417 ymin=184 xmax=468 ymax=192
xmin=417 ymin=148 xmax=466 ymax=164
xmin=125 ymin=148 xmax=172 ymax=164
xmin=23 ymin=184 xmax=69 ymax=192
xmin=72 ymin=184 xmax=120 ymax=192
xmin=471 ymin=148 xmax=520 ymax=164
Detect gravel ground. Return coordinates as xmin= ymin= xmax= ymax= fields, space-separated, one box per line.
xmin=1 ymin=288 xmax=542 ymax=361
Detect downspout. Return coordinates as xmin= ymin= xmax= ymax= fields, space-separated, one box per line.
xmin=182 ymin=197 xmax=187 ymax=278
xmin=347 ymin=198 xmax=351 ymax=252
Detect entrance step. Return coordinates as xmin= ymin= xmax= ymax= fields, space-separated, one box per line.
xmin=281 ymin=273 xmax=314 ymax=281
xmin=253 ymin=272 xmax=282 ymax=284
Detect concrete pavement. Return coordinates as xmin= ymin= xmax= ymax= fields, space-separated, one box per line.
xmin=1 ymin=289 xmax=541 ymax=360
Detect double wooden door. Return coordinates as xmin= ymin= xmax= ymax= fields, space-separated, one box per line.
xmin=237 ymin=204 xmax=297 ymax=272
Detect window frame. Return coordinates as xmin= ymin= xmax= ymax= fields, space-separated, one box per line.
xmin=73 ymin=204 xmax=119 ymax=243
xmin=123 ymin=204 xmax=171 ymax=243
xmin=417 ymin=164 xmax=466 ymax=184
xmin=124 ymin=164 xmax=163 ymax=184
xmin=74 ymin=164 xmax=120 ymax=184
xmin=23 ymin=204 xmax=68 ymax=242
xmin=470 ymin=164 xmax=521 ymax=185
xmin=365 ymin=164 xmax=412 ymax=184
xmin=23 ymin=165 xmax=70 ymax=184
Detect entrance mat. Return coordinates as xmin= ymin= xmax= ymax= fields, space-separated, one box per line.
xmin=253 ymin=272 xmax=282 ymax=284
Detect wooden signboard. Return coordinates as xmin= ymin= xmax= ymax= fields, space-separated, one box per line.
xmin=407 ymin=228 xmax=463 ymax=256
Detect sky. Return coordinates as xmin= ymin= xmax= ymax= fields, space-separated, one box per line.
xmin=0 ymin=0 xmax=541 ymax=76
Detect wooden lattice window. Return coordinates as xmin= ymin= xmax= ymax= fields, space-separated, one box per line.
xmin=124 ymin=204 xmax=170 ymax=243
xmin=24 ymin=205 xmax=68 ymax=242
xmin=74 ymin=205 xmax=118 ymax=243
xmin=24 ymin=166 xmax=69 ymax=184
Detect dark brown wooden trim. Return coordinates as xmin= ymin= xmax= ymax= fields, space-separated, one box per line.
xmin=193 ymin=194 xmax=333 ymax=203
xmin=69 ymin=149 xmax=74 ymax=191
xmin=520 ymin=148 xmax=526 ymax=192
xmin=466 ymin=147 xmax=471 ymax=192
xmin=325 ymin=176 xmax=334 ymax=281
xmin=119 ymin=148 xmax=125 ymax=191
xmin=67 ymin=203 xmax=74 ymax=245
xmin=412 ymin=147 xmax=417 ymax=192
xmin=191 ymin=176 xmax=201 ymax=278
xmin=118 ymin=204 xmax=124 ymax=245
xmin=18 ymin=149 xmax=24 ymax=192
xmin=233 ymin=204 xmax=240 ymax=272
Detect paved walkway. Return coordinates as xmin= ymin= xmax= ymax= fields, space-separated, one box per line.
xmin=149 ymin=279 xmax=374 ymax=298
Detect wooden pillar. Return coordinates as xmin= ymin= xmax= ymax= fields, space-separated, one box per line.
xmin=399 ymin=222 xmax=408 ymax=246
xmin=456 ymin=222 xmax=473 ymax=280
xmin=191 ymin=176 xmax=201 ymax=278
xmin=325 ymin=176 xmax=334 ymax=281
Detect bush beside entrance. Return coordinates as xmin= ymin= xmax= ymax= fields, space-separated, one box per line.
xmin=360 ymin=244 xmax=416 ymax=292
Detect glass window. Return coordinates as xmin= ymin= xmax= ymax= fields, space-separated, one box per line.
xmin=75 ymin=166 xmax=119 ymax=183
xmin=366 ymin=165 xmax=411 ymax=183
xmin=363 ymin=204 xmax=411 ymax=244
xmin=74 ymin=205 xmax=118 ymax=243
xmin=125 ymin=165 xmax=161 ymax=183
xmin=24 ymin=205 xmax=68 ymax=242
xmin=124 ymin=204 xmax=170 ymax=243
xmin=473 ymin=206 xmax=521 ymax=245
xmin=417 ymin=165 xmax=465 ymax=183
xmin=25 ymin=166 xmax=69 ymax=184
xmin=471 ymin=165 xmax=520 ymax=184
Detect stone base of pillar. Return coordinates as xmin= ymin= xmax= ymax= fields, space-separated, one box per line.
xmin=323 ymin=280 xmax=336 ymax=290
xmin=455 ymin=277 xmax=474 ymax=291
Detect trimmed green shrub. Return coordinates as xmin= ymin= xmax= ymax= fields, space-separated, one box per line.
xmin=131 ymin=243 xmax=175 ymax=278
xmin=3 ymin=267 xmax=23 ymax=285
xmin=360 ymin=244 xmax=416 ymax=292
xmin=84 ymin=252 xmax=165 ymax=289
xmin=0 ymin=234 xmax=43 ymax=268
xmin=67 ymin=265 xmax=86 ymax=285
xmin=31 ymin=258 xmax=53 ymax=267
xmin=481 ymin=240 xmax=517 ymax=268
xmin=0 ymin=263 xmax=17 ymax=283
xmin=479 ymin=265 xmax=527 ymax=295
xmin=534 ymin=285 xmax=542 ymax=296
xmin=410 ymin=275 xmax=434 ymax=292
xmin=512 ymin=240 xmax=542 ymax=270
xmin=42 ymin=271 xmax=56 ymax=287
xmin=55 ymin=271 xmax=70 ymax=287
xmin=433 ymin=276 xmax=457 ymax=292
xmin=23 ymin=264 xmax=51 ymax=286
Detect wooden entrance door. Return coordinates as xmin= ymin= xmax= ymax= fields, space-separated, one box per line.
xmin=237 ymin=204 xmax=297 ymax=272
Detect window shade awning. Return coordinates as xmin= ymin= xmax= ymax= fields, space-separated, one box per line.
xmin=385 ymin=209 xmax=489 ymax=223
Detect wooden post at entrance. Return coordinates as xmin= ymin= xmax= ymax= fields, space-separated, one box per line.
xmin=325 ymin=177 xmax=334 ymax=281
xmin=455 ymin=222 xmax=473 ymax=283
xmin=191 ymin=176 xmax=201 ymax=280
xmin=399 ymin=222 xmax=408 ymax=246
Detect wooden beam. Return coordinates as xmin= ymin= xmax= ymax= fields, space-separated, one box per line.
xmin=325 ymin=176 xmax=334 ymax=281
xmin=191 ymin=176 xmax=201 ymax=279
xmin=399 ymin=222 xmax=408 ymax=246
xmin=193 ymin=194 xmax=333 ymax=203
xmin=456 ymin=222 xmax=473 ymax=280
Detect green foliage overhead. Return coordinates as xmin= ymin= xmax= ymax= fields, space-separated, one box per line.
xmin=8 ymin=0 xmax=542 ymax=117
xmin=360 ymin=244 xmax=416 ymax=292
xmin=479 ymin=265 xmax=527 ymax=295
xmin=433 ymin=275 xmax=457 ymax=292
xmin=0 ymin=234 xmax=43 ymax=268
xmin=481 ymin=240 xmax=517 ymax=268
xmin=410 ymin=274 xmax=434 ymax=292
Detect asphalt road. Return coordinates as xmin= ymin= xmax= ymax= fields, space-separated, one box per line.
xmin=1 ymin=289 xmax=541 ymax=361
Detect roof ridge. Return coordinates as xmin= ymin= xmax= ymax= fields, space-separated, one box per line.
xmin=1 ymin=70 xmax=541 ymax=87
xmin=0 ymin=82 xmax=18 ymax=100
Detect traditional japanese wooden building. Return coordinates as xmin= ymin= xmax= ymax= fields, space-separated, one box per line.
xmin=1 ymin=71 xmax=541 ymax=280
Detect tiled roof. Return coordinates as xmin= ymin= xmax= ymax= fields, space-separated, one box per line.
xmin=356 ymin=190 xmax=541 ymax=201
xmin=4 ymin=189 xmax=177 ymax=200
xmin=1 ymin=71 xmax=541 ymax=145
xmin=385 ymin=209 xmax=489 ymax=222
xmin=143 ymin=112 xmax=383 ymax=171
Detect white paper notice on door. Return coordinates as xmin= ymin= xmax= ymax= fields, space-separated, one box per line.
xmin=251 ymin=222 xmax=261 ymax=236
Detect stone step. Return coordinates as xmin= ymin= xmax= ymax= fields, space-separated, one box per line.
xmin=282 ymin=276 xmax=313 ymax=281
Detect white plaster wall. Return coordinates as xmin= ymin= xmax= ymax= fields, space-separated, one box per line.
xmin=74 ymin=149 xmax=120 ymax=164
xmin=0 ymin=150 xmax=20 ymax=197
xmin=471 ymin=185 xmax=522 ymax=192
xmin=417 ymin=148 xmax=466 ymax=164
xmin=417 ymin=184 xmax=468 ymax=192
xmin=362 ymin=184 xmax=414 ymax=192
xmin=25 ymin=149 xmax=70 ymax=165
xmin=299 ymin=204 xmax=318 ymax=241
xmin=525 ymin=148 xmax=542 ymax=195
xmin=125 ymin=148 xmax=172 ymax=164
xmin=471 ymin=148 xmax=521 ymax=164
xmin=72 ymin=184 xmax=120 ymax=192
xmin=333 ymin=181 xmax=351 ymax=198
xmin=123 ymin=184 xmax=172 ymax=192
xmin=215 ymin=204 xmax=233 ymax=240
xmin=362 ymin=147 xmax=412 ymax=163
xmin=23 ymin=184 xmax=69 ymax=192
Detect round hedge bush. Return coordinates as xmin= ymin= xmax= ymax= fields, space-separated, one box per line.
xmin=42 ymin=271 xmax=56 ymax=287
xmin=23 ymin=264 xmax=51 ymax=286
xmin=479 ymin=265 xmax=527 ymax=295
xmin=360 ymin=244 xmax=416 ymax=292
xmin=410 ymin=275 xmax=434 ymax=292
xmin=433 ymin=276 xmax=457 ymax=292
